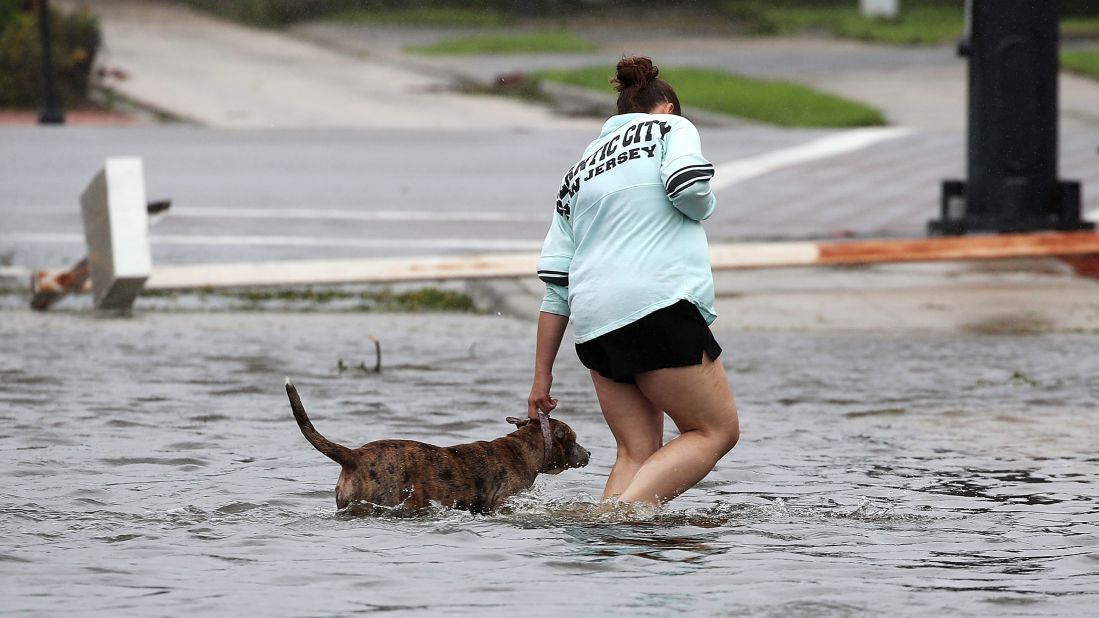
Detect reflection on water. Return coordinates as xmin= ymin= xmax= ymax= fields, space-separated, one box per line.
xmin=1 ymin=309 xmax=1098 ymax=616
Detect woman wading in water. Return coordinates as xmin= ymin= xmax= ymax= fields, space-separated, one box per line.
xmin=528 ymin=57 xmax=740 ymax=505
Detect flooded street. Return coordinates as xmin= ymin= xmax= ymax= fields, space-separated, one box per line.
xmin=2 ymin=306 xmax=1097 ymax=616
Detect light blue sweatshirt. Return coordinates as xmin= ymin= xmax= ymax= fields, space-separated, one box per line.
xmin=537 ymin=113 xmax=717 ymax=343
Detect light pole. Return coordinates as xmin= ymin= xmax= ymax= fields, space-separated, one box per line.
xmin=37 ymin=0 xmax=65 ymax=125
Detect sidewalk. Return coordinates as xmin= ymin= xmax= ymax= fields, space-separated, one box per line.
xmin=472 ymin=258 xmax=1099 ymax=335
xmin=62 ymin=0 xmax=595 ymax=129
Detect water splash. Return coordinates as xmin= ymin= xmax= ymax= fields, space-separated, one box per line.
xmin=326 ymin=488 xmax=928 ymax=530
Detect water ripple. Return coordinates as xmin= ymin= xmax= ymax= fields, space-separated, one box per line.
xmin=1 ymin=313 xmax=1097 ymax=616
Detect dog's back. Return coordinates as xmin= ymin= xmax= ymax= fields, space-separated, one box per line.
xmin=285 ymin=379 xmax=589 ymax=512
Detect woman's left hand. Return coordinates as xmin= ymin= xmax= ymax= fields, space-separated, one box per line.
xmin=527 ymin=372 xmax=558 ymax=420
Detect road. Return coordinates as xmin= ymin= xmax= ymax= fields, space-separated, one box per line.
xmin=2 ymin=126 xmax=1097 ymax=273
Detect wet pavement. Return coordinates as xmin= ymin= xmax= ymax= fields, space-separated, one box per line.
xmin=3 ymin=126 xmax=1097 ymax=273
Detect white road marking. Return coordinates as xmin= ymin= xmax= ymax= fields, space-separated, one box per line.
xmin=0 ymin=232 xmax=542 ymax=251
xmin=166 ymin=207 xmax=546 ymax=223
xmin=14 ymin=206 xmax=546 ymax=223
xmin=711 ymin=127 xmax=914 ymax=191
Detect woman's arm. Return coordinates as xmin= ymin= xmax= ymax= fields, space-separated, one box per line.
xmin=661 ymin=118 xmax=716 ymax=221
xmin=528 ymin=310 xmax=569 ymax=420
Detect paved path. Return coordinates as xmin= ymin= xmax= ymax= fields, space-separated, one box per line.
xmin=293 ymin=22 xmax=1099 ymax=131
xmin=63 ymin=0 xmax=595 ymax=129
xmin=55 ymin=2 xmax=1099 ymax=132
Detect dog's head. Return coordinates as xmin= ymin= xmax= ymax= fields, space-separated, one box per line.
xmin=506 ymin=416 xmax=590 ymax=474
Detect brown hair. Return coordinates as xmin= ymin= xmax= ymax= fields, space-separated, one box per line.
xmin=612 ymin=56 xmax=681 ymax=116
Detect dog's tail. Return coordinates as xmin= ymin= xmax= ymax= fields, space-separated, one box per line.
xmin=285 ymin=378 xmax=357 ymax=469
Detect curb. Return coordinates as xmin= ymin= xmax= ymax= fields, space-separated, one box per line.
xmin=464 ymin=278 xmax=542 ymax=319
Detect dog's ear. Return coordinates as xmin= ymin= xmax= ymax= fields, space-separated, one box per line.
xmin=554 ymin=426 xmax=566 ymax=439
xmin=506 ymin=416 xmax=532 ymax=427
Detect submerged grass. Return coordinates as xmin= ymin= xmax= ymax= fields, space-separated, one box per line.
xmin=538 ymin=66 xmax=885 ymax=128
xmin=406 ymin=32 xmax=597 ymax=55
xmin=141 ymin=286 xmax=479 ymax=312
xmin=1062 ymin=49 xmax=1099 ymax=80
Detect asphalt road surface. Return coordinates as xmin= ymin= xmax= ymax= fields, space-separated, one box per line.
xmin=2 ymin=126 xmax=1097 ymax=273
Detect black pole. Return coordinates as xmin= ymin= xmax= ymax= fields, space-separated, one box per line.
xmin=37 ymin=0 xmax=65 ymax=125
xmin=931 ymin=0 xmax=1091 ymax=235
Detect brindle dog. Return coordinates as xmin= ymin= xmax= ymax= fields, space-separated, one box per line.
xmin=286 ymin=380 xmax=590 ymax=513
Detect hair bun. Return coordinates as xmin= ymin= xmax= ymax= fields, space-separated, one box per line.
xmin=614 ymin=56 xmax=659 ymax=92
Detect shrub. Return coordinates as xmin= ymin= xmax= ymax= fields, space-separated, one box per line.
xmin=0 ymin=0 xmax=19 ymax=35
xmin=1062 ymin=0 xmax=1099 ymax=18
xmin=0 ymin=5 xmax=100 ymax=108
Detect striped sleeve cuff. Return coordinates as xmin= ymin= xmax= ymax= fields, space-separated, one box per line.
xmin=666 ymin=164 xmax=715 ymax=198
xmin=537 ymin=269 xmax=569 ymax=286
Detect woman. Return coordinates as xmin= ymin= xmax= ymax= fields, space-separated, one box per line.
xmin=527 ymin=56 xmax=740 ymax=505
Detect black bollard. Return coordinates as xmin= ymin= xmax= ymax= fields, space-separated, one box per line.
xmin=931 ymin=0 xmax=1092 ymax=235
xmin=37 ymin=0 xmax=65 ymax=125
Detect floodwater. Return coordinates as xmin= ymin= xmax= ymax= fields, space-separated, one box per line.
xmin=2 ymin=305 xmax=1097 ymax=616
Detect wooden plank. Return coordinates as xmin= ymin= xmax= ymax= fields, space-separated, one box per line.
xmin=30 ymin=259 xmax=90 ymax=310
xmin=138 ymin=232 xmax=1099 ymax=291
xmin=710 ymin=241 xmax=820 ymax=269
xmin=814 ymin=231 xmax=1099 ymax=266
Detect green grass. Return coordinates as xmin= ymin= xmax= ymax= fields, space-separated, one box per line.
xmin=724 ymin=1 xmax=964 ymax=45
xmin=406 ymin=32 xmax=596 ymax=55
xmin=334 ymin=8 xmax=508 ymax=28
xmin=1062 ymin=49 xmax=1099 ymax=80
xmin=538 ymin=66 xmax=886 ymax=128
xmin=1062 ymin=18 xmax=1099 ymax=39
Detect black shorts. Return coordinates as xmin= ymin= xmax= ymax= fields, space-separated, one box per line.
xmin=575 ymin=299 xmax=722 ymax=384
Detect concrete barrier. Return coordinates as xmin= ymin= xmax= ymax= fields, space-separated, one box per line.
xmin=80 ymin=158 xmax=152 ymax=309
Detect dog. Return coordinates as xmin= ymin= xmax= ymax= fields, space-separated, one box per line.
xmin=285 ymin=379 xmax=590 ymax=513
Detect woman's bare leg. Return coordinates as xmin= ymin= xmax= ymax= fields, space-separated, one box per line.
xmin=590 ymin=371 xmax=664 ymax=501
xmin=615 ymin=355 xmax=740 ymax=504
